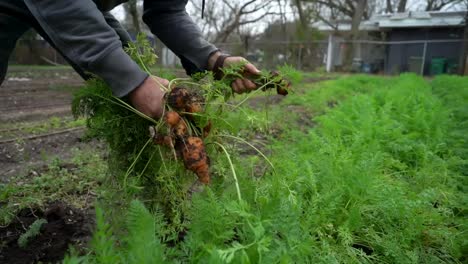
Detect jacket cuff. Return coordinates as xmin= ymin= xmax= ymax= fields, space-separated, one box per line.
xmin=197 ymin=45 xmax=219 ymax=71
xmin=90 ymin=47 xmax=148 ymax=97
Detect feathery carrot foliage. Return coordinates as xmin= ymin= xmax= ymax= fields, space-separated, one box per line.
xmin=68 ymin=37 xmax=467 ymax=263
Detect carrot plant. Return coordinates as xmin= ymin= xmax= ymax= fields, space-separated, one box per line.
xmin=71 ymin=35 xmax=296 ymax=233
xmin=69 ymin=34 xmax=466 ymax=263
xmin=66 ymin=73 xmax=467 ymax=263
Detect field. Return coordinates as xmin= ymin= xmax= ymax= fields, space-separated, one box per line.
xmin=0 ymin=67 xmax=467 ymax=263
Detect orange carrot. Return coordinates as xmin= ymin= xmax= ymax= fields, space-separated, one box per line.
xmin=174 ymin=119 xmax=188 ymax=137
xmin=177 ymin=137 xmax=210 ymax=184
xmin=185 ymin=102 xmax=203 ymax=114
xmin=167 ymin=87 xmax=190 ymax=110
xmin=164 ymin=111 xmax=181 ymax=127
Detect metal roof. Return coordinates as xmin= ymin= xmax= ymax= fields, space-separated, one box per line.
xmin=312 ymin=11 xmax=466 ymax=32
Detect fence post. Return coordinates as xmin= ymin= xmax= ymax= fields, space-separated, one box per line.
xmin=421 ymin=41 xmax=427 ymax=75
xmin=297 ymin=44 xmax=303 ymax=70
xmin=326 ymin=34 xmax=333 ymax=72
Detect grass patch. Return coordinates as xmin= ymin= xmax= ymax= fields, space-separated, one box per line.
xmin=0 ymin=117 xmax=85 ymax=140
xmin=0 ymin=147 xmax=107 ymax=225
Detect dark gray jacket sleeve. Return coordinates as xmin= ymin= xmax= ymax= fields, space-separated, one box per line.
xmin=143 ymin=0 xmax=218 ymax=74
xmin=24 ymin=0 xmax=148 ymax=97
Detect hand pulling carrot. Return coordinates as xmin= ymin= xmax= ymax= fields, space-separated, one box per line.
xmin=241 ymin=70 xmax=291 ymax=96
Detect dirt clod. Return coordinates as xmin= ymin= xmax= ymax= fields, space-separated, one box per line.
xmin=0 ymin=201 xmax=94 ymax=264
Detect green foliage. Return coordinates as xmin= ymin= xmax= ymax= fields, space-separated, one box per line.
xmin=70 ymin=72 xmax=467 ymax=263
xmin=18 ymin=218 xmax=48 ymax=248
xmin=0 ymin=117 xmax=86 ymax=139
xmin=196 ymin=74 xmax=465 ymax=263
xmin=64 ymin=200 xmax=167 ymax=264
xmin=89 ymin=206 xmax=121 ymax=263
xmin=71 ymin=75 xmax=193 ymax=232
xmin=71 ymin=35 xmax=294 ymax=235
xmin=0 ymin=147 xmax=106 ymax=225
xmin=69 ymin=35 xmax=466 ymax=263
xmin=277 ymin=64 xmax=303 ymax=85
xmin=125 ymin=34 xmax=158 ymax=73
xmin=126 ymin=200 xmax=167 ymax=263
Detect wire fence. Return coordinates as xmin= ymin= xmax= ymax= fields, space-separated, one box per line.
xmin=328 ymin=39 xmax=466 ymax=75
xmin=9 ymin=38 xmax=466 ymax=76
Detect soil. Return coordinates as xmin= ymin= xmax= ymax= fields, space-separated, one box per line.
xmin=286 ymin=105 xmax=316 ymax=132
xmin=0 ymin=67 xmax=92 ymax=182
xmin=0 ymin=201 xmax=94 ymax=264
xmin=246 ymin=94 xmax=285 ymax=110
xmin=0 ymin=129 xmax=93 ymax=183
xmin=0 ymin=69 xmax=83 ymax=123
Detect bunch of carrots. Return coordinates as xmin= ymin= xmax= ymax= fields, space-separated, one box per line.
xmin=151 ymin=71 xmax=290 ymax=185
xmin=73 ymin=35 xmax=294 ymax=190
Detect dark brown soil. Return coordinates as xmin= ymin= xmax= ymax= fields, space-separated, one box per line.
xmin=0 ymin=201 xmax=94 ymax=264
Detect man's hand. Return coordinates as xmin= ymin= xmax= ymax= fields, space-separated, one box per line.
xmin=129 ymin=76 xmax=169 ymax=119
xmin=208 ymin=51 xmax=261 ymax=94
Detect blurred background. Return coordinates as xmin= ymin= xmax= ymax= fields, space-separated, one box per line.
xmin=8 ymin=0 xmax=468 ymax=75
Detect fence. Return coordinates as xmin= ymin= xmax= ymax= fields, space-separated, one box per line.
xmin=8 ymin=39 xmax=330 ymax=71
xmin=325 ymin=38 xmax=466 ymax=75
xmin=9 ymin=38 xmax=467 ymax=75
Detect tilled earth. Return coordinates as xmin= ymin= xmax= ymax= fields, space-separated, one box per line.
xmin=0 ymin=68 xmax=83 ymax=122
xmin=0 ymin=66 xmax=189 ymax=263
xmin=0 ymin=202 xmax=94 ymax=264
xmin=0 ymin=68 xmax=86 ymax=182
xmin=0 ymin=67 xmax=95 ymax=263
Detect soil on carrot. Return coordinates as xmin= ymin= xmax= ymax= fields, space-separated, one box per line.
xmin=0 ymin=201 xmax=94 ymax=264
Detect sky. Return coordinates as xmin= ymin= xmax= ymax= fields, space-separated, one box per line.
xmin=110 ymin=0 xmax=295 ymax=37
xmin=110 ymin=0 xmax=467 ymax=34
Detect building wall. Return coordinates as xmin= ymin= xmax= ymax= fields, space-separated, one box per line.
xmin=386 ymin=27 xmax=463 ymax=75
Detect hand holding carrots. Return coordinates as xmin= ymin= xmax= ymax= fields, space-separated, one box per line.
xmin=224 ymin=57 xmax=261 ymax=94
xmin=208 ymin=52 xmax=290 ymax=96
xmin=129 ymin=76 xmax=169 ymax=119
xmin=208 ymin=51 xmax=260 ymax=94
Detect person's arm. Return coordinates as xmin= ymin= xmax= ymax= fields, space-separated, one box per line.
xmin=103 ymin=12 xmax=132 ymax=47
xmin=24 ymin=0 xmax=148 ymax=98
xmin=143 ymin=0 xmax=260 ymax=93
xmin=142 ymin=0 xmax=218 ymax=74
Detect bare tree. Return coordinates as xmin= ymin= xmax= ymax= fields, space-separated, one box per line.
xmin=386 ymin=0 xmax=393 ymax=13
xmin=297 ymin=0 xmax=376 ymax=67
xmin=294 ymin=0 xmax=308 ymax=29
xmin=123 ymin=0 xmax=141 ymax=33
xmin=216 ymin=0 xmax=282 ymax=42
xmin=385 ymin=0 xmax=408 ymax=13
xmin=425 ymin=0 xmax=463 ymax=10
xmin=190 ymin=0 xmax=282 ymax=43
xmin=338 ymin=0 xmax=367 ymax=67
xmin=397 ymin=0 xmax=408 ymax=12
